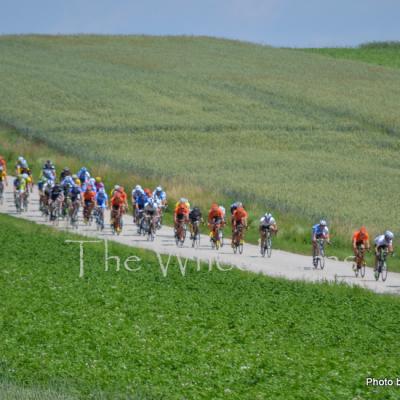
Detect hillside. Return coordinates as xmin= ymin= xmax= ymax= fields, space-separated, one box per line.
xmin=0 ymin=35 xmax=399 ymax=237
xmin=1 ymin=214 xmax=400 ymax=399
xmin=302 ymin=41 xmax=400 ymax=70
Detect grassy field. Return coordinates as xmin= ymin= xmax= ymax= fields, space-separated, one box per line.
xmin=1 ymin=213 xmax=400 ymax=399
xmin=0 ymin=35 xmax=399 ymax=242
xmin=302 ymin=41 xmax=400 ymax=70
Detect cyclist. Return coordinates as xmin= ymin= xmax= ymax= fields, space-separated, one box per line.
xmin=0 ymin=155 xmax=7 ymax=173
xmin=77 ymin=167 xmax=90 ymax=187
xmin=259 ymin=212 xmax=278 ymax=237
xmin=230 ymin=201 xmax=240 ymax=216
xmin=15 ymin=156 xmax=25 ymax=174
xmin=232 ymin=203 xmax=248 ymax=246
xmin=70 ymin=181 xmax=82 ymax=206
xmin=143 ymin=197 xmax=159 ymax=232
xmin=144 ymin=188 xmax=152 ymax=199
xmin=49 ymin=182 xmax=64 ymax=220
xmin=0 ymin=165 xmax=8 ymax=186
xmin=118 ymin=186 xmax=128 ymax=213
xmin=60 ymin=167 xmax=71 ymax=181
xmin=82 ymin=185 xmax=96 ymax=222
xmin=134 ymin=189 xmax=148 ymax=227
xmin=94 ymin=188 xmax=108 ymax=227
xmin=95 ymin=176 xmax=104 ymax=192
xmin=153 ymin=186 xmax=167 ymax=206
xmin=374 ymin=231 xmax=394 ymax=271
xmin=312 ymin=220 xmax=330 ymax=263
xmin=174 ymin=198 xmax=190 ymax=226
xmin=13 ymin=173 xmax=27 ymax=195
xmin=352 ymin=226 xmax=370 ymax=269
xmin=208 ymin=203 xmax=224 ymax=239
xmin=110 ymin=189 xmax=125 ymax=231
xmin=189 ymin=206 xmax=202 ymax=239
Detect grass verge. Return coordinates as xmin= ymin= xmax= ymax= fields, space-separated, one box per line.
xmin=1 ymin=213 xmax=400 ymax=399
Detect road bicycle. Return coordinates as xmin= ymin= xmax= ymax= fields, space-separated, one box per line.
xmin=190 ymin=219 xmax=201 ymax=248
xmin=69 ymin=200 xmax=80 ymax=229
xmin=175 ymin=219 xmax=186 ymax=247
xmin=93 ymin=206 xmax=105 ymax=231
xmin=375 ymin=247 xmax=390 ymax=282
xmin=232 ymin=225 xmax=244 ymax=254
xmin=210 ymin=221 xmax=222 ymax=250
xmin=352 ymin=244 xmax=366 ymax=278
xmin=111 ymin=207 xmax=122 ymax=235
xmin=313 ymin=238 xmax=326 ymax=269
xmin=260 ymin=228 xmax=273 ymax=258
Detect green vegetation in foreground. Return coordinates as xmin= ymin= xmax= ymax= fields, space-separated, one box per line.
xmin=3 ymin=123 xmax=399 ymax=270
xmin=1 ymin=214 xmax=400 ymax=399
xmin=0 ymin=35 xmax=399 ymax=243
xmin=302 ymin=41 xmax=400 ymax=70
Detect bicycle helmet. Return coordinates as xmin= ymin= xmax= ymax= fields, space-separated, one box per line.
xmin=320 ymin=220 xmax=327 ymax=226
xmin=384 ymin=231 xmax=394 ymax=241
xmin=95 ymin=176 xmax=102 ymax=183
xmin=180 ymin=198 xmax=188 ymax=203
xmin=156 ymin=186 xmax=162 ymax=192
xmin=75 ymin=178 xmax=81 ymax=185
xmin=237 ymin=202 xmax=243 ymax=208
xmin=114 ymin=185 xmax=120 ymax=191
xmin=135 ymin=185 xmax=142 ymax=191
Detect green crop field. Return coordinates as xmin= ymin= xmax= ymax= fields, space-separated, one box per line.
xmin=302 ymin=41 xmax=400 ymax=70
xmin=1 ymin=214 xmax=400 ymax=399
xmin=0 ymin=35 xmax=399 ymax=240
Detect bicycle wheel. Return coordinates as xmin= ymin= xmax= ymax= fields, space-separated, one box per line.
xmin=381 ymin=262 xmax=388 ymax=281
xmin=239 ymin=243 xmax=243 ymax=254
xmin=260 ymin=238 xmax=266 ymax=257
xmin=266 ymin=236 xmax=272 ymax=258
xmin=360 ymin=261 xmax=366 ymax=278
xmin=319 ymin=256 xmax=325 ymax=270
xmin=233 ymin=244 xmax=238 ymax=254
xmin=353 ymin=263 xmax=359 ymax=278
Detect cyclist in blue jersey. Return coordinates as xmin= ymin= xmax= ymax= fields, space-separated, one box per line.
xmin=312 ymin=220 xmax=330 ymax=263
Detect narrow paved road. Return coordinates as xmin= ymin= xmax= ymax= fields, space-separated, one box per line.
xmin=2 ymin=179 xmax=400 ymax=295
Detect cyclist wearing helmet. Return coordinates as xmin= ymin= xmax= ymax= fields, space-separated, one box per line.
xmin=174 ymin=198 xmax=190 ymax=226
xmin=231 ymin=203 xmax=248 ymax=246
xmin=312 ymin=220 xmax=330 ymax=261
xmin=259 ymin=212 xmax=278 ymax=236
xmin=189 ymin=206 xmax=203 ymax=238
xmin=77 ymin=167 xmax=90 ymax=185
xmin=208 ymin=202 xmax=224 ymax=232
xmin=95 ymin=177 xmax=103 ymax=192
xmin=60 ymin=167 xmax=71 ymax=181
xmin=374 ymin=231 xmax=394 ymax=271
xmin=153 ymin=186 xmax=167 ymax=206
xmin=352 ymin=226 xmax=370 ymax=267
